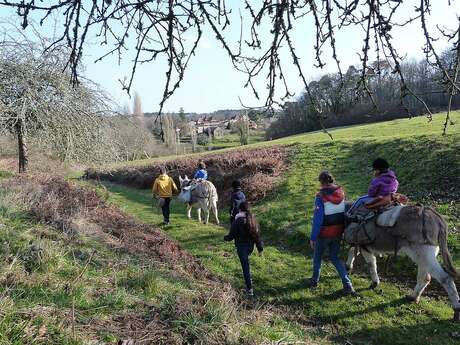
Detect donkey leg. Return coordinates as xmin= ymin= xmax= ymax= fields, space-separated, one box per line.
xmin=212 ymin=201 xmax=219 ymax=225
xmin=423 ymin=246 xmax=460 ymax=312
xmin=407 ymin=245 xmax=460 ymax=315
xmin=197 ymin=208 xmax=202 ymax=223
xmin=203 ymin=205 xmax=210 ymax=224
xmin=361 ymin=249 xmax=380 ymax=289
xmin=187 ymin=204 xmax=192 ymax=220
xmin=199 ymin=200 xmax=209 ymax=224
xmin=346 ymin=247 xmax=359 ymax=272
xmin=402 ymin=246 xmax=431 ymax=302
xmin=407 ymin=265 xmax=431 ymax=303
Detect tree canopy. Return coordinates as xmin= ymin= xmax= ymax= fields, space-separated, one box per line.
xmin=0 ymin=24 xmax=112 ymax=171
xmin=0 ymin=0 xmax=458 ymax=133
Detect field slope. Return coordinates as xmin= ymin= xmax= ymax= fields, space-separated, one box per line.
xmin=98 ymin=112 xmax=460 ymax=345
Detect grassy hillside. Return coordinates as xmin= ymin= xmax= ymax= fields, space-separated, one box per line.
xmin=96 ymin=112 xmax=460 ymax=345
xmin=98 ymin=112 xmax=458 ymax=170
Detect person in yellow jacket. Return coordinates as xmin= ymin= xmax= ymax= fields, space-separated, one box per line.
xmin=152 ymin=167 xmax=178 ymax=225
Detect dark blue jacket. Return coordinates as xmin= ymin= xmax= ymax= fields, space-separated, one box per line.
xmin=230 ymin=190 xmax=246 ymax=218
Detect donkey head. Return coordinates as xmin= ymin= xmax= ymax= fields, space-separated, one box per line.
xmin=179 ymin=175 xmax=191 ymax=189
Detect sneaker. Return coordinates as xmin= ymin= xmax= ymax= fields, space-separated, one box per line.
xmin=163 ymin=221 xmax=169 ymax=225
xmin=246 ymin=288 xmax=254 ymax=297
xmin=342 ymin=284 xmax=356 ymax=295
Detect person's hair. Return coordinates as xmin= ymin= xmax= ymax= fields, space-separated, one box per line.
xmin=232 ymin=180 xmax=241 ymax=190
xmin=372 ymin=158 xmax=390 ymax=172
xmin=239 ymin=202 xmax=260 ymax=240
xmin=198 ymin=161 xmax=206 ymax=169
xmin=160 ymin=166 xmax=167 ymax=174
xmin=318 ymin=171 xmax=334 ymax=185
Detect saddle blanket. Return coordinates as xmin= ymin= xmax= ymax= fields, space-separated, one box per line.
xmin=376 ymin=205 xmax=405 ymax=227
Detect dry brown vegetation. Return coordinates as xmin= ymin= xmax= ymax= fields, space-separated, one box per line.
xmin=14 ymin=176 xmax=212 ymax=279
xmin=85 ymin=146 xmax=291 ymax=206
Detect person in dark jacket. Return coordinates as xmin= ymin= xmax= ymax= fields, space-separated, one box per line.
xmin=224 ymin=202 xmax=263 ymax=296
xmin=229 ymin=180 xmax=246 ymax=224
xmin=309 ymin=171 xmax=354 ymax=293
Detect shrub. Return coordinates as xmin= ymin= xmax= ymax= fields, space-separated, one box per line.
xmin=196 ymin=133 xmax=210 ymax=146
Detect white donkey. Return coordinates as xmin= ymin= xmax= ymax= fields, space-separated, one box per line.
xmin=178 ymin=175 xmax=219 ymax=224
xmin=344 ymin=206 xmax=460 ymax=321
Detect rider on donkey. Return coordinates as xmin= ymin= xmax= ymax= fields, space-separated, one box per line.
xmin=194 ymin=161 xmax=208 ymax=181
xmin=350 ymin=158 xmax=399 ymax=211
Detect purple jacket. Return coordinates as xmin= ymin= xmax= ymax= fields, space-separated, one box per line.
xmin=368 ymin=170 xmax=399 ymax=197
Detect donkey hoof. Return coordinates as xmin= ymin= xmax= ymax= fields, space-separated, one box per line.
xmin=453 ymin=309 xmax=460 ymax=322
xmin=369 ymin=282 xmax=379 ymax=290
xmin=405 ymin=295 xmax=419 ymax=304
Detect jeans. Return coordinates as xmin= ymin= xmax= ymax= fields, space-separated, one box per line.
xmin=161 ymin=197 xmax=171 ymax=222
xmin=348 ymin=195 xmax=373 ymax=213
xmin=236 ymin=243 xmax=254 ymax=290
xmin=311 ymin=238 xmax=352 ymax=287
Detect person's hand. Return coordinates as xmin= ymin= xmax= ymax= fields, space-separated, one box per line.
xmin=310 ymin=240 xmax=316 ymax=249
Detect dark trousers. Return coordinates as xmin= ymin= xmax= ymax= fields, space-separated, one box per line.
xmin=311 ymin=238 xmax=352 ymax=286
xmin=236 ymin=243 xmax=254 ymax=290
xmin=161 ymin=197 xmax=171 ymax=222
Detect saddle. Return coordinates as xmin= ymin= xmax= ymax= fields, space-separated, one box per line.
xmin=344 ymin=204 xmax=406 ymax=246
xmin=376 ymin=205 xmax=404 ymax=227
xmin=347 ymin=204 xmax=405 ymax=227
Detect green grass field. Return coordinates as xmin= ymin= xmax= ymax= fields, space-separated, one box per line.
xmin=210 ymin=130 xmax=266 ymax=149
xmin=99 ymin=112 xmax=460 ymax=345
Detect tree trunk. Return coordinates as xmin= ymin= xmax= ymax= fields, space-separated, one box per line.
xmin=15 ymin=119 xmax=28 ymax=173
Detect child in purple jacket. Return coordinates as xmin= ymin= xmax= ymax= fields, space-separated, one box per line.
xmin=350 ymin=158 xmax=399 ymax=211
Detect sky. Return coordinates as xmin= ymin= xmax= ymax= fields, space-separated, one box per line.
xmin=1 ymin=1 xmax=459 ymax=113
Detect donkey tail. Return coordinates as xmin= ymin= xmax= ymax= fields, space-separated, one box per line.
xmin=435 ymin=210 xmax=460 ymax=278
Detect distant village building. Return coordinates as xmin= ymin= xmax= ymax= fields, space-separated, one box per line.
xmin=184 ymin=114 xmax=258 ymax=139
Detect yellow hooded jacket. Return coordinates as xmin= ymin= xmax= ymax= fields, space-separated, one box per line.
xmin=152 ymin=174 xmax=178 ymax=198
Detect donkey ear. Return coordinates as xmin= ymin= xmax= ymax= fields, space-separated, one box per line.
xmin=179 ymin=176 xmax=183 ymax=183
xmin=185 ymin=175 xmax=189 ymax=180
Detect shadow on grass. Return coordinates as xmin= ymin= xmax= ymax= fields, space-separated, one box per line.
xmin=341 ymin=318 xmax=460 ymax=345
xmin=96 ymin=135 xmax=460 ymax=345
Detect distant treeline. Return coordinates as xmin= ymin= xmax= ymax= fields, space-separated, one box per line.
xmin=267 ymin=49 xmax=459 ymax=139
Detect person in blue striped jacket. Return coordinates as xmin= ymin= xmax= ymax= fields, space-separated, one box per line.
xmin=308 ymin=171 xmax=354 ymax=294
